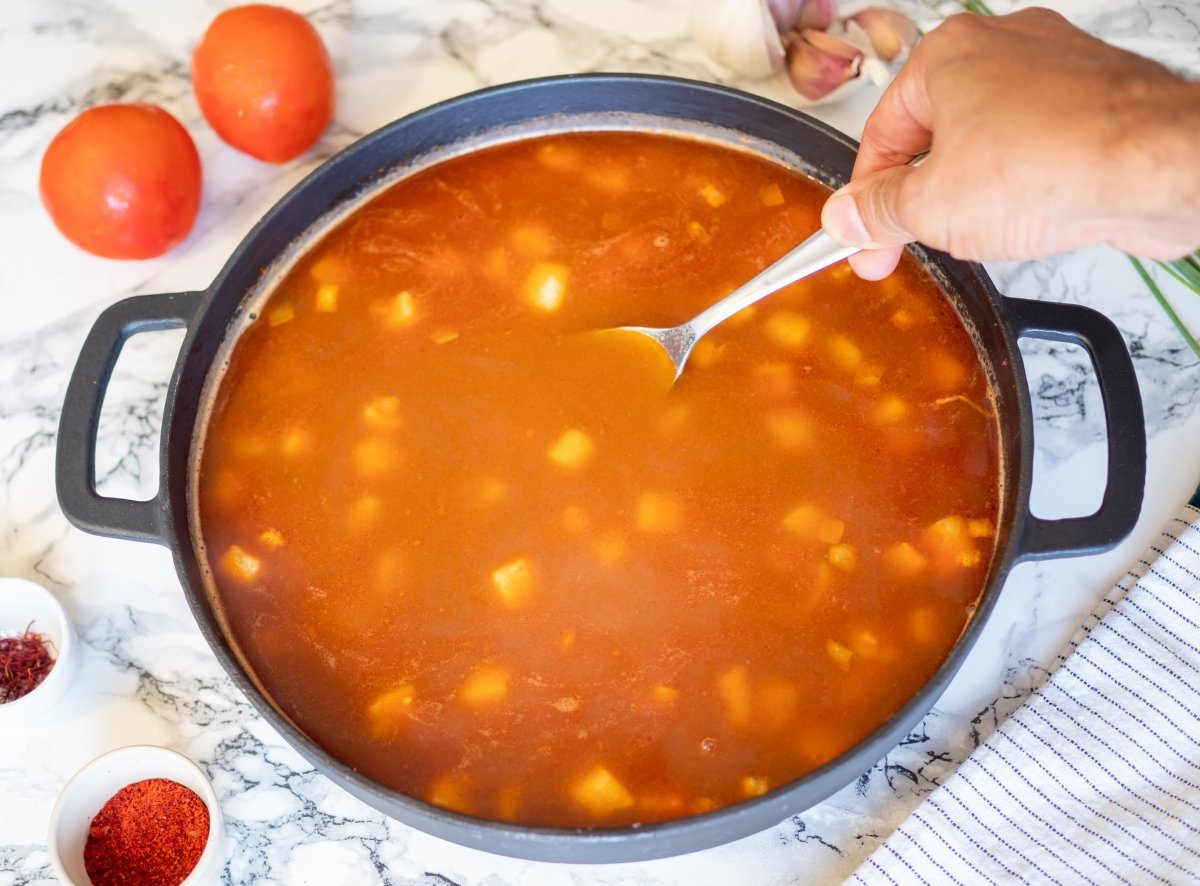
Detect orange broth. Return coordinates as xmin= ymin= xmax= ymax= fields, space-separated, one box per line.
xmin=197 ymin=131 xmax=999 ymax=828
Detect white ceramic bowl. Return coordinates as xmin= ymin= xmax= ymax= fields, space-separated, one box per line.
xmin=0 ymin=576 xmax=79 ymax=719
xmin=48 ymin=745 xmax=225 ymax=886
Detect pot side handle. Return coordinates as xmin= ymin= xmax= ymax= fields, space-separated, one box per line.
xmin=56 ymin=292 xmax=203 ymax=546
xmin=1004 ymin=296 xmax=1146 ymax=561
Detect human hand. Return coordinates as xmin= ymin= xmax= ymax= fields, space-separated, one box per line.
xmin=820 ymin=8 xmax=1200 ymax=279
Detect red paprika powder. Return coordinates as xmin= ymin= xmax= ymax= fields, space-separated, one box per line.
xmin=83 ymin=777 xmax=210 ymax=886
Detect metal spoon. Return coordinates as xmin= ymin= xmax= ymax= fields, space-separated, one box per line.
xmin=622 ymin=155 xmax=927 ymax=381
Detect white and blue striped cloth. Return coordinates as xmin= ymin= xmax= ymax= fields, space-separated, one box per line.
xmin=852 ymin=503 xmax=1200 ymax=885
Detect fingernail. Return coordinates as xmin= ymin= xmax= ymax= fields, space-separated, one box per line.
xmin=823 ymin=193 xmax=870 ymax=246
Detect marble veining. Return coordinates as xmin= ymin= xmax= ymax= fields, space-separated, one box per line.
xmin=3 ymin=0 xmax=1200 ymax=884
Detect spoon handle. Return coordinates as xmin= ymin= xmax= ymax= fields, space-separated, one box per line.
xmin=688 ymin=229 xmax=858 ymax=338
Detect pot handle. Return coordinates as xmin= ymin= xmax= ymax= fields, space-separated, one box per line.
xmin=1005 ymin=296 xmax=1146 ymax=561
xmin=56 ymin=292 xmax=204 ymax=546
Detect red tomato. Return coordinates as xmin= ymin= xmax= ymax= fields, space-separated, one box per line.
xmin=192 ymin=5 xmax=335 ymax=163
xmin=39 ymin=103 xmax=202 ymax=260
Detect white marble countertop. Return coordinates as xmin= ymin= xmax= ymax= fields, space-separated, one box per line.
xmin=3 ymin=0 xmax=1200 ymax=883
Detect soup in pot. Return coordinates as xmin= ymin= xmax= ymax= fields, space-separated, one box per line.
xmin=196 ymin=131 xmax=999 ymax=828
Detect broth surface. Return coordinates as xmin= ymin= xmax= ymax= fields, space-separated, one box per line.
xmin=197 ymin=131 xmax=999 ymax=828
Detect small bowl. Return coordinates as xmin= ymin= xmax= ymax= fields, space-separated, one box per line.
xmin=0 ymin=576 xmax=79 ymax=719
xmin=48 ymin=745 xmax=225 ymax=885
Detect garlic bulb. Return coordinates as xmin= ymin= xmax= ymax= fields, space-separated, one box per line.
xmin=692 ymin=0 xmax=786 ymax=79
xmin=848 ymin=8 xmax=919 ymax=62
xmin=795 ymin=0 xmax=838 ymax=31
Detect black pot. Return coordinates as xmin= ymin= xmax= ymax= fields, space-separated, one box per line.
xmin=56 ymin=75 xmax=1146 ymax=863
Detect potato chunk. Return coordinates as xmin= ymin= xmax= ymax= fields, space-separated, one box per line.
xmin=883 ymin=542 xmax=927 ymax=578
xmin=315 ymin=284 xmax=338 ymax=313
xmin=427 ymin=774 xmax=472 ymax=814
xmin=763 ymin=310 xmax=812 ymax=348
xmin=759 ymin=183 xmax=785 ymax=206
xmin=651 ymin=684 xmax=679 ymax=705
xmin=740 ymin=775 xmax=770 ymax=797
xmin=268 ymin=303 xmax=294 ymax=327
xmin=570 ymin=765 xmax=635 ymax=817
xmin=547 ymin=428 xmax=594 ymax=469
xmin=871 ymin=395 xmax=910 ymax=424
xmin=459 ymin=663 xmax=510 ymax=706
xmin=827 ymin=639 xmax=853 ymax=670
xmin=219 ymin=545 xmax=261 ymax=584
xmin=767 ymin=409 xmax=812 ymax=449
xmin=510 ymin=225 xmax=554 ymax=257
xmin=782 ymin=504 xmax=844 ymax=545
xmin=826 ymin=334 xmax=862 ymax=372
xmin=717 ymin=665 xmax=751 ymax=729
xmin=525 ymin=262 xmax=568 ymax=311
xmin=827 ymin=543 xmax=858 ymax=572
xmin=366 ymin=683 xmax=415 ymax=738
xmin=259 ymin=529 xmax=285 ymax=550
xmin=362 ymin=395 xmax=402 ymax=430
xmin=637 ymin=492 xmax=682 ymax=534
xmin=385 ymin=291 xmax=417 ymax=327
xmin=699 ymin=183 xmax=727 ymax=207
xmin=491 ymin=557 xmax=533 ymax=608
xmin=353 ymin=437 xmax=396 ymax=476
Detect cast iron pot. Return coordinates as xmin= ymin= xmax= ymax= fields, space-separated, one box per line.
xmin=56 ymin=75 xmax=1146 ymax=863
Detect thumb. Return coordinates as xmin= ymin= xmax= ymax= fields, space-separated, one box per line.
xmin=821 ymin=165 xmax=920 ymax=249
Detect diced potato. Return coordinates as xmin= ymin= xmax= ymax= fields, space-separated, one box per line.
xmin=362 ymin=395 xmax=402 ymax=430
xmin=759 ymin=183 xmax=785 ymax=206
xmin=427 ymin=774 xmax=472 ymax=814
xmin=552 ymin=696 xmax=581 ymax=713
xmin=767 ymin=409 xmax=812 ymax=449
xmin=651 ymin=684 xmax=679 ymax=705
xmin=928 ymin=350 xmax=966 ymax=391
xmin=782 ymin=504 xmax=844 ymax=545
xmin=315 ymin=284 xmax=338 ymax=313
xmin=560 ymin=629 xmax=576 ymax=651
xmin=210 ymin=469 xmax=243 ymax=507
xmin=537 ymin=141 xmax=582 ymax=172
xmin=309 ymin=254 xmax=346 ymax=285
xmin=968 ymin=518 xmax=995 ymax=538
xmin=640 ymin=790 xmax=686 ymax=817
xmin=509 ymin=225 xmax=554 ymax=257
xmin=637 ymin=492 xmax=682 ymax=534
xmin=891 ymin=307 xmax=915 ymax=330
xmin=429 ymin=328 xmax=459 ymax=344
xmin=233 ymin=436 xmax=268 ymax=458
xmin=366 ymin=683 xmax=415 ymax=738
xmin=495 ymin=784 xmax=522 ymax=822
xmin=871 ymin=395 xmax=910 ymax=424
xmin=757 ymin=676 xmax=798 ymax=734
xmin=657 ymin=403 xmax=690 ymax=434
xmin=729 ymin=304 xmax=757 ymax=325
xmin=561 ymin=506 xmax=588 ymax=533
xmin=348 ymin=495 xmax=381 ymax=530
xmin=524 ymin=262 xmax=569 ymax=312
xmin=593 ymin=533 xmax=627 ymax=564
xmin=910 ymin=606 xmax=941 ymax=645
xmin=570 ymin=765 xmax=635 ymax=817
xmin=385 ymin=291 xmax=417 ymax=327
xmin=690 ymin=339 xmax=723 ymax=368
xmin=826 ymin=334 xmax=862 ymax=372
xmin=353 ymin=437 xmax=395 ymax=476
xmin=929 ymin=515 xmax=967 ymax=541
xmin=259 ymin=528 xmax=285 ymax=550
xmin=459 ymin=663 xmax=510 ymax=706
xmin=717 ymin=665 xmax=751 ymax=729
xmin=280 ymin=430 xmax=309 ymax=457
xmin=958 ymin=549 xmax=983 ymax=568
xmin=828 ymin=543 xmax=857 ymax=572
xmin=547 ymin=428 xmax=594 ymax=469
xmin=740 ymin=775 xmax=770 ymax=798
xmin=827 ymin=639 xmax=853 ymax=670
xmin=687 ymin=220 xmax=711 ymax=244
xmin=219 ymin=545 xmax=262 ymax=584
xmin=477 ymin=478 xmax=507 ymax=506
xmin=483 ymin=247 xmax=511 ymax=283
xmin=925 ymin=516 xmax=981 ymax=569
xmin=491 ymin=557 xmax=533 ymax=608
xmin=588 ymin=167 xmax=629 ymax=191
xmin=763 ymin=310 xmax=812 ymax=348
xmin=854 ymin=363 xmax=885 ymax=387
xmin=692 ymin=797 xmax=719 ymax=814
xmin=850 ymin=629 xmax=879 ymax=657
xmin=755 ymin=361 xmax=794 ymax=397
xmin=699 ymin=183 xmax=727 ymax=207
xmin=796 ymin=729 xmax=844 ymax=768
xmin=268 ymin=303 xmax=295 ymax=327
xmin=883 ymin=542 xmax=927 ymax=578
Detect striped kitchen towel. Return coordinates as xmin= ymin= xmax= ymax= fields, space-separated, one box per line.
xmin=851 ymin=501 xmax=1200 ymax=885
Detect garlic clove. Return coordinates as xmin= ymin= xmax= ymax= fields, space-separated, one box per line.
xmin=785 ymin=28 xmax=863 ymax=101
xmin=692 ymin=0 xmax=787 ymax=80
xmin=847 ymin=8 xmax=919 ymax=62
xmin=795 ymin=0 xmax=839 ymax=31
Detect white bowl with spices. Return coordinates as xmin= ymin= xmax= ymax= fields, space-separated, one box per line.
xmin=48 ymin=745 xmax=225 ymax=886
xmin=0 ymin=576 xmax=79 ymax=719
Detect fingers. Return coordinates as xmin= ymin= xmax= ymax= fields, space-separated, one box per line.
xmin=852 ymin=34 xmax=934 ymax=178
xmin=848 ymin=246 xmax=905 ymax=280
xmin=822 ymin=164 xmax=920 ymax=248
